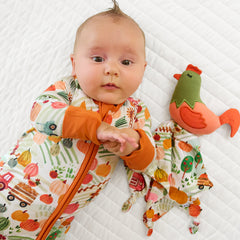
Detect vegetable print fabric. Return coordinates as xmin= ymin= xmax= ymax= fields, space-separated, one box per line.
xmin=123 ymin=120 xmax=213 ymax=235
xmin=0 ymin=76 xmax=153 ymax=239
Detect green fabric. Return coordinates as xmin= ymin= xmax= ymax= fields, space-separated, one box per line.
xmin=170 ymin=70 xmax=203 ymax=109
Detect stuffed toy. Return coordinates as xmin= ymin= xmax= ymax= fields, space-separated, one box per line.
xmin=170 ymin=64 xmax=240 ymax=137
xmin=122 ymin=64 xmax=240 ymax=236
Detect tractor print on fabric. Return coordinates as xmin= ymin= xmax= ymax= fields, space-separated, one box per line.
xmin=0 ymin=76 xmax=152 ymax=239
xmin=122 ymin=120 xmax=214 ymax=236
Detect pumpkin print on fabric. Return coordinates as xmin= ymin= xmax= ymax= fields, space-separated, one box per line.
xmin=24 ymin=163 xmax=39 ymax=179
xmin=123 ymin=120 xmax=213 ymax=236
xmin=77 ymin=140 xmax=90 ymax=154
xmin=17 ymin=150 xmax=32 ymax=167
xmin=178 ymin=141 xmax=193 ymax=152
xmin=20 ymin=219 xmax=40 ymax=232
xmin=49 ymin=180 xmax=69 ymax=196
xmin=40 ymin=194 xmax=53 ymax=204
xmin=11 ymin=210 xmax=30 ymax=221
xmin=0 ymin=76 xmax=153 ymax=239
xmin=96 ymin=162 xmax=111 ymax=177
xmin=154 ymin=168 xmax=168 ymax=182
xmin=169 ymin=186 xmax=188 ymax=204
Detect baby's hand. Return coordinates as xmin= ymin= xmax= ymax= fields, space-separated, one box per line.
xmin=97 ymin=122 xmax=139 ymax=156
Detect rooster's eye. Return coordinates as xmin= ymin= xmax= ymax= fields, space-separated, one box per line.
xmin=187 ymin=74 xmax=192 ymax=78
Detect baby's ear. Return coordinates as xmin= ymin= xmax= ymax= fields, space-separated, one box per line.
xmin=144 ymin=61 xmax=147 ymax=69
xmin=70 ymin=54 xmax=76 ymax=77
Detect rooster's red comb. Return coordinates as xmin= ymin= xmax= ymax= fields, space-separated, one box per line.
xmin=186 ymin=64 xmax=202 ymax=75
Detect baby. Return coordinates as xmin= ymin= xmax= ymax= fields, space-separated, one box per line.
xmin=0 ymin=1 xmax=155 ymax=239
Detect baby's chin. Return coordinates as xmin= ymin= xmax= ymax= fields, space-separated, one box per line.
xmin=92 ymin=95 xmax=126 ymax=105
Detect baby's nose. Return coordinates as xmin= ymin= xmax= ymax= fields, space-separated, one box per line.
xmin=105 ymin=62 xmax=119 ymax=77
xmin=106 ymin=71 xmax=118 ymax=77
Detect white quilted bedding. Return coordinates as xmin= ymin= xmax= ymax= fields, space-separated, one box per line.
xmin=0 ymin=0 xmax=240 ymax=239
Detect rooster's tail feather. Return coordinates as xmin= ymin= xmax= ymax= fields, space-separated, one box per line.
xmin=220 ymin=108 xmax=240 ymax=137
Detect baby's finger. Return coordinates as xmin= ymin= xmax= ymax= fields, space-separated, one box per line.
xmin=103 ymin=142 xmax=121 ymax=153
xmin=119 ymin=141 xmax=126 ymax=153
xmin=98 ymin=132 xmax=125 ymax=144
xmin=120 ymin=134 xmax=138 ymax=148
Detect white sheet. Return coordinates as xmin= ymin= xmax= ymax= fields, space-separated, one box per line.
xmin=0 ymin=0 xmax=240 ymax=239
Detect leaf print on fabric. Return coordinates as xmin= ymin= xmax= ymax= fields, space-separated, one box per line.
xmin=57 ymin=91 xmax=69 ymax=102
xmin=70 ymin=79 xmax=77 ymax=91
xmin=115 ymin=116 xmax=127 ymax=128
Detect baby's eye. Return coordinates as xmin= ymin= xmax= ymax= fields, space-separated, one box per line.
xmin=121 ymin=59 xmax=132 ymax=66
xmin=92 ymin=56 xmax=104 ymax=62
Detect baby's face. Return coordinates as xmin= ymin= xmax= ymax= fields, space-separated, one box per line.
xmin=71 ymin=16 xmax=147 ymax=104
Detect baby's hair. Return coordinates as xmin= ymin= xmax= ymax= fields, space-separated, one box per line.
xmin=73 ymin=0 xmax=145 ymax=53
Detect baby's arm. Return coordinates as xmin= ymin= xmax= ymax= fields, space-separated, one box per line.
xmin=30 ymin=78 xmax=101 ymax=144
xmin=121 ymin=101 xmax=155 ymax=171
xmin=97 ymin=122 xmax=140 ymax=156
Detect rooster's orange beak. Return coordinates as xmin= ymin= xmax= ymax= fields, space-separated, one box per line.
xmin=173 ymin=74 xmax=181 ymax=80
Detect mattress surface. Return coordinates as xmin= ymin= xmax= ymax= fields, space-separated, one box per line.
xmin=0 ymin=0 xmax=240 ymax=239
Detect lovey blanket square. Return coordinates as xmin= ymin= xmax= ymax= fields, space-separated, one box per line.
xmin=122 ymin=64 xmax=240 ymax=236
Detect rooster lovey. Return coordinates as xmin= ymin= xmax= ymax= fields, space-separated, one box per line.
xmin=169 ymin=64 xmax=240 ymax=137
xmin=122 ymin=65 xmax=240 ymax=236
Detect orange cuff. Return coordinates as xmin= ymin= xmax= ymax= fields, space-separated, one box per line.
xmin=122 ymin=129 xmax=154 ymax=171
xmin=62 ymin=106 xmax=101 ymax=145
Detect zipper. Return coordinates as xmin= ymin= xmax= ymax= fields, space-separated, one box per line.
xmin=36 ymin=102 xmax=119 ymax=239
xmin=36 ymin=143 xmax=99 ymax=240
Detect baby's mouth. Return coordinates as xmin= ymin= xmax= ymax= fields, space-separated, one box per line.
xmin=102 ymin=83 xmax=119 ymax=89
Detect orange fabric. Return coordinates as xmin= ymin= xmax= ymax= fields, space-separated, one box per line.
xmin=180 ymin=106 xmax=207 ymax=129
xmin=62 ymin=106 xmax=102 ymax=145
xmin=122 ymin=129 xmax=154 ymax=171
xmin=220 ymin=108 xmax=240 ymax=137
xmin=95 ymin=100 xmax=124 ymax=119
